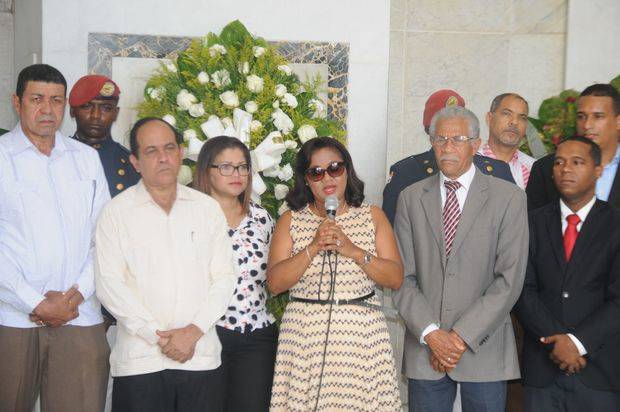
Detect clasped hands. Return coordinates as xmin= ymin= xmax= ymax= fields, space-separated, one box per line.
xmin=541 ymin=334 xmax=586 ymax=375
xmin=309 ymin=219 xmax=358 ymax=259
xmin=29 ymin=285 xmax=83 ymax=327
xmin=424 ymin=329 xmax=467 ymax=373
xmin=156 ymin=324 xmax=204 ymax=364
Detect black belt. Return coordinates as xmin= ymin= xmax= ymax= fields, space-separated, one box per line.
xmin=289 ymin=291 xmax=380 ymax=310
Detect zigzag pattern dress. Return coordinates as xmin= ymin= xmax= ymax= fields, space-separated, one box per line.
xmin=270 ymin=204 xmax=401 ymax=411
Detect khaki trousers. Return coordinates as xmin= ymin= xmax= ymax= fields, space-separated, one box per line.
xmin=0 ymin=323 xmax=110 ymax=412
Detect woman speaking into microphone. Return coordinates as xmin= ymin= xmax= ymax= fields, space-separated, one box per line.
xmin=267 ymin=137 xmax=403 ymax=411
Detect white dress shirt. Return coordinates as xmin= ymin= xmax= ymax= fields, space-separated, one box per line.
xmin=560 ymin=196 xmax=596 ymax=356
xmin=420 ymin=163 xmax=476 ymax=344
xmin=95 ymin=181 xmax=236 ymax=377
xmin=0 ymin=124 xmax=110 ymax=327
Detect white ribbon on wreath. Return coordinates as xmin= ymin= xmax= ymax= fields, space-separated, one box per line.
xmin=186 ymin=108 xmax=286 ymax=201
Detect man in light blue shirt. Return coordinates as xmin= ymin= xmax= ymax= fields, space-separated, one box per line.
xmin=0 ymin=64 xmax=111 ymax=412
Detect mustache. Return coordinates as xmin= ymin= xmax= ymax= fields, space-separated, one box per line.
xmin=439 ymin=155 xmax=460 ymax=162
xmin=38 ymin=115 xmax=56 ymax=122
xmin=503 ymin=126 xmax=520 ymax=134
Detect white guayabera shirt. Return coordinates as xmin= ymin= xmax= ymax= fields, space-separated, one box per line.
xmin=0 ymin=124 xmax=110 ymax=327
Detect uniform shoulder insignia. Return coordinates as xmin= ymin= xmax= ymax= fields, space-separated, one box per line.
xmin=387 ymin=170 xmax=394 ymax=184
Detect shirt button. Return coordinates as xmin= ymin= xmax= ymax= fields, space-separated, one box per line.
xmin=562 ymin=291 xmax=570 ymax=299
xmin=118 ymin=169 xmax=125 ymax=176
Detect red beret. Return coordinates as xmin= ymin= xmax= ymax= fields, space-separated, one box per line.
xmin=423 ymin=89 xmax=465 ymax=129
xmin=69 ymin=75 xmax=120 ymax=107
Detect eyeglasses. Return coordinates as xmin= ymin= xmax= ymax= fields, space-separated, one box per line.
xmin=431 ymin=135 xmax=478 ymax=146
xmin=305 ymin=161 xmax=346 ymax=182
xmin=210 ymin=163 xmax=251 ymax=176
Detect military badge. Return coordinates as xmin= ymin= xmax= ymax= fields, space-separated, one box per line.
xmin=446 ymin=96 xmax=458 ymax=107
xmin=100 ymin=82 xmax=116 ymax=97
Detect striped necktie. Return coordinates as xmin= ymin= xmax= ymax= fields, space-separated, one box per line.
xmin=443 ymin=180 xmax=462 ymax=256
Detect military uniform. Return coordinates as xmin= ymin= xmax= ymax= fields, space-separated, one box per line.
xmin=73 ymin=135 xmax=140 ymax=197
xmin=382 ymin=149 xmax=515 ymax=225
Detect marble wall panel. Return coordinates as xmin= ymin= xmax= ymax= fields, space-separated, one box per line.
xmin=511 ymin=0 xmax=567 ymax=34
xmin=508 ymin=34 xmax=566 ymax=118
xmin=0 ymin=12 xmax=14 ymax=130
xmin=386 ymin=31 xmax=406 ymax=173
xmin=406 ymin=0 xmax=512 ymax=33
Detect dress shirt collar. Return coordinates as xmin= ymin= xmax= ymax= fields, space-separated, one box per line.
xmin=9 ymin=123 xmax=76 ymax=155
xmin=606 ymin=145 xmax=620 ymax=169
xmin=133 ymin=179 xmax=195 ymax=205
xmin=560 ymin=195 xmax=596 ymax=225
xmin=439 ymin=162 xmax=476 ymax=192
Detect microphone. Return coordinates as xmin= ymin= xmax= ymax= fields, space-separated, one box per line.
xmin=325 ymin=195 xmax=339 ymax=220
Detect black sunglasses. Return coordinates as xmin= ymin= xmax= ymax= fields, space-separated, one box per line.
xmin=305 ymin=161 xmax=346 ymax=182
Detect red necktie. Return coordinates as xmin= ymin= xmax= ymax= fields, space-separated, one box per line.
xmin=443 ymin=180 xmax=461 ymax=256
xmin=563 ymin=214 xmax=581 ymax=261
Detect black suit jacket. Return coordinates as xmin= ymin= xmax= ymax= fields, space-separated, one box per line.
xmin=515 ymin=200 xmax=620 ymax=391
xmin=526 ymin=153 xmax=620 ymax=210
xmin=382 ymin=149 xmax=515 ymax=225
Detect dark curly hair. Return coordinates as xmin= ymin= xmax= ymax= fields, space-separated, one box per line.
xmin=285 ymin=137 xmax=365 ymax=210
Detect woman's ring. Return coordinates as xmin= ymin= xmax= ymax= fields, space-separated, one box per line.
xmin=336 ymin=239 xmax=341 ymax=247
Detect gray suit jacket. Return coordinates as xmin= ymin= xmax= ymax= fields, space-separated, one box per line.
xmin=393 ymin=168 xmax=528 ymax=382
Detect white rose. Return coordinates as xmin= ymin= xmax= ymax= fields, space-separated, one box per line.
xmin=278 ymin=65 xmax=292 ymax=76
xmin=297 ymin=124 xmax=318 ymax=143
xmin=253 ymin=46 xmax=266 ymax=58
xmin=162 ymin=114 xmax=176 ymax=127
xmin=250 ymin=120 xmax=262 ymax=132
xmin=189 ymin=102 xmax=205 ymax=118
xmin=262 ymin=165 xmax=280 ymax=178
xmin=274 ymin=184 xmax=290 ymax=200
xmin=271 ymin=109 xmax=294 ymax=134
xmin=238 ymin=61 xmax=250 ymax=75
xmin=275 ymin=84 xmax=287 ymax=98
xmin=165 ymin=62 xmax=177 ymax=73
xmin=272 ymin=100 xmax=280 ymax=109
xmin=281 ymin=93 xmax=298 ymax=108
xmin=221 ymin=117 xmax=233 ymax=129
xmin=211 ymin=69 xmax=231 ymax=89
xmin=278 ymin=164 xmax=294 ymax=181
xmin=183 ymin=129 xmax=197 ymax=142
xmin=309 ymin=98 xmax=327 ymax=119
xmin=245 ymin=100 xmax=258 ymax=114
xmin=177 ymin=165 xmax=193 ymax=186
xmin=219 ymin=91 xmax=239 ymax=108
xmin=176 ymin=89 xmax=197 ymax=111
xmin=209 ymin=44 xmax=227 ymax=57
xmin=278 ymin=201 xmax=289 ymax=216
xmin=147 ymin=87 xmax=164 ymax=101
xmin=246 ymin=75 xmax=264 ymax=94
xmin=284 ymin=140 xmax=298 ymax=150
xmin=197 ymin=71 xmax=210 ymax=84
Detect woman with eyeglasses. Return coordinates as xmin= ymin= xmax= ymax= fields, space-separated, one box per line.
xmin=193 ymin=136 xmax=277 ymax=412
xmin=267 ymin=137 xmax=403 ymax=411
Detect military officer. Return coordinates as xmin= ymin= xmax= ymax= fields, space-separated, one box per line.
xmin=382 ymin=89 xmax=515 ymax=224
xmin=69 ymin=75 xmax=140 ymax=327
xmin=69 ymin=75 xmax=140 ymax=198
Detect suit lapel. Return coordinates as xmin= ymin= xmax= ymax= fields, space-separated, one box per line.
xmin=420 ymin=174 xmax=446 ymax=268
xmin=606 ymin=162 xmax=620 ymax=208
xmin=545 ymin=203 xmax=567 ymax=273
xmin=565 ymin=201 xmax=605 ymax=281
xmin=449 ymin=169 xmax=488 ymax=256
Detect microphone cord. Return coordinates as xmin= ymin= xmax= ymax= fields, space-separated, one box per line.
xmin=313 ymin=250 xmax=338 ymax=411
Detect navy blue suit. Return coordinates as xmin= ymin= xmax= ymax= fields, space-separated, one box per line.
xmin=382 ymin=149 xmax=515 ymax=225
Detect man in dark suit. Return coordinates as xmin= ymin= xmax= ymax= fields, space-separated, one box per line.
xmin=526 ymin=84 xmax=620 ymax=210
xmin=383 ymin=89 xmax=514 ymax=224
xmin=516 ymin=136 xmax=620 ymax=410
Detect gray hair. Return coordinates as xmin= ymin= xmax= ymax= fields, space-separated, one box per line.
xmin=429 ymin=106 xmax=480 ymax=139
xmin=489 ymin=92 xmax=529 ymax=113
